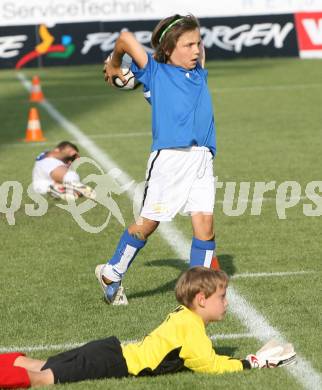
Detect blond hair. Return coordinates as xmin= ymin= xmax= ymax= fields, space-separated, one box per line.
xmin=175 ymin=267 xmax=229 ymax=309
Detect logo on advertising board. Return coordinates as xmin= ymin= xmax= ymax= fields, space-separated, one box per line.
xmin=200 ymin=14 xmax=298 ymax=59
xmin=295 ymin=12 xmax=322 ymax=58
xmin=15 ymin=24 xmax=75 ymax=68
xmin=0 ymin=14 xmax=299 ymax=69
xmin=201 ymin=22 xmax=293 ymax=54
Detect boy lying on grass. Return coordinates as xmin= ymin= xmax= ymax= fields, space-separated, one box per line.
xmin=0 ymin=267 xmax=296 ymax=388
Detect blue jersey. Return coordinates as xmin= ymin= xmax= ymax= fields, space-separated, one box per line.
xmin=131 ymin=54 xmax=216 ymax=155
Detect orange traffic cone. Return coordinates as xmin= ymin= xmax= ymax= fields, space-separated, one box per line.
xmin=29 ymin=75 xmax=44 ymax=102
xmin=24 ymin=107 xmax=46 ymax=142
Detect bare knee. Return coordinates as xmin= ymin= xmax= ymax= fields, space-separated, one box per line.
xmin=28 ymin=369 xmax=54 ymax=387
xmin=14 ymin=356 xmax=46 ymax=372
xmin=191 ymin=213 xmax=214 ymax=241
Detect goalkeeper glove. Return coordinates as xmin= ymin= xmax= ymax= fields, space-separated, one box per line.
xmin=246 ymin=339 xmax=296 ymax=368
xmin=64 ymin=182 xmax=96 ymax=200
xmin=48 ymin=182 xmax=96 ymax=201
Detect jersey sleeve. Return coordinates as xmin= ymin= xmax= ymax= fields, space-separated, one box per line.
xmin=181 ymin=326 xmax=244 ymax=374
xmin=38 ymin=158 xmax=66 ymax=176
xmin=130 ymin=53 xmax=157 ymax=89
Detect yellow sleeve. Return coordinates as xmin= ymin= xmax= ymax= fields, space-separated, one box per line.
xmin=181 ymin=327 xmax=243 ymax=374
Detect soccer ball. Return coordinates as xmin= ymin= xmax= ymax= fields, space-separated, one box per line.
xmin=107 ymin=54 xmax=139 ymax=90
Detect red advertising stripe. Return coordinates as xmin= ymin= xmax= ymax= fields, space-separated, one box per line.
xmin=295 ymin=12 xmax=322 ymax=51
xmin=15 ymin=45 xmax=66 ymax=69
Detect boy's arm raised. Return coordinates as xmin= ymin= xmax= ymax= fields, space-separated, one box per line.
xmin=113 ymin=32 xmax=148 ymax=68
xmin=104 ymin=32 xmax=148 ymax=86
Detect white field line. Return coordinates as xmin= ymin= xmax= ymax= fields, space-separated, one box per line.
xmin=0 ymin=131 xmax=150 ymax=149
xmin=84 ymin=131 xmax=150 ymax=139
xmin=0 ymin=93 xmax=108 ymax=103
xmin=203 ymin=194 xmax=318 ymax=206
xmin=231 ymin=270 xmax=315 ymax=279
xmin=211 ymin=83 xmax=322 ymax=93
xmin=0 ymin=333 xmax=253 ymax=353
xmin=3 ymin=81 xmax=319 ymax=104
xmin=6 ymin=80 xmax=320 ymax=103
xmin=0 ymin=141 xmax=53 ymax=148
xmin=17 ymin=72 xmax=322 ymax=390
xmin=215 ymin=195 xmax=317 ymax=205
xmin=78 ymin=270 xmax=315 ymax=279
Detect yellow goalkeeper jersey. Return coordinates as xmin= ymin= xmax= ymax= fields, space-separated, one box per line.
xmin=121 ymin=305 xmax=243 ymax=376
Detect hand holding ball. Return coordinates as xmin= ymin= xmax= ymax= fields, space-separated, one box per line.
xmin=105 ymin=54 xmax=139 ymax=90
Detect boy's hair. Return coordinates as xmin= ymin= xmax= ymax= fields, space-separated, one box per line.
xmin=175 ymin=267 xmax=229 ymax=309
xmin=55 ymin=141 xmax=79 ymax=152
xmin=151 ymin=14 xmax=200 ymax=63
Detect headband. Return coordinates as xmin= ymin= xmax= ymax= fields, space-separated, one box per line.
xmin=159 ymin=18 xmax=184 ymax=43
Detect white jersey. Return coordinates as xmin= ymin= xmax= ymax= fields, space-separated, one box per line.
xmin=32 ymin=156 xmax=66 ymax=194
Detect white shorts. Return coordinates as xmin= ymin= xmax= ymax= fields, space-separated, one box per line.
xmin=140 ymin=147 xmax=215 ymax=222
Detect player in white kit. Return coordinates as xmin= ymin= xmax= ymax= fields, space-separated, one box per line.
xmin=32 ymin=141 xmax=94 ymax=200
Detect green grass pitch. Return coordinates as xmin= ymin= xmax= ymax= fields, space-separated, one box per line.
xmin=0 ymin=58 xmax=321 ymax=389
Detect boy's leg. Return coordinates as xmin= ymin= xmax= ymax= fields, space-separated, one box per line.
xmin=190 ymin=213 xmax=220 ymax=269
xmin=14 ymin=356 xmax=46 ymax=372
xmin=97 ymin=218 xmax=159 ymax=303
xmin=39 ymin=337 xmax=128 ymax=384
xmin=28 ymin=369 xmax=54 ymax=387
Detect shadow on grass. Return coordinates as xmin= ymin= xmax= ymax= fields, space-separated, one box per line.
xmin=127 ymin=277 xmax=177 ymax=300
xmin=127 ymin=254 xmax=236 ymax=299
xmin=214 ymin=345 xmax=238 ymax=357
xmin=144 ymin=254 xmax=236 ymax=275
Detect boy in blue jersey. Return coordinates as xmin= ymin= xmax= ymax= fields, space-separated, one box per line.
xmin=97 ymin=14 xmax=219 ymax=304
xmin=0 ymin=268 xmax=296 ymax=387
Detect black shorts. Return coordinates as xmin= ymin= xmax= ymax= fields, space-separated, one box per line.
xmin=42 ymin=336 xmax=128 ymax=384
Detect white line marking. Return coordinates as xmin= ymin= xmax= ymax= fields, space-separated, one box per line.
xmin=0 ymin=132 xmax=150 ymax=149
xmin=212 ymin=83 xmax=322 ymax=93
xmin=5 ymin=81 xmax=319 ymax=105
xmin=0 ymin=333 xmax=253 ymax=353
xmin=78 ymin=270 xmax=315 ymax=280
xmin=85 ymin=131 xmax=150 ymax=139
xmin=216 ymin=195 xmax=318 ymax=204
xmin=17 ymin=72 xmax=322 ymax=390
xmin=231 ymin=271 xmax=315 ymax=279
xmin=210 ymin=332 xmax=254 ymax=341
xmin=0 ymin=343 xmax=84 ymax=353
xmin=0 ymin=141 xmax=52 ymax=148
xmin=48 ymin=93 xmax=110 ymax=101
